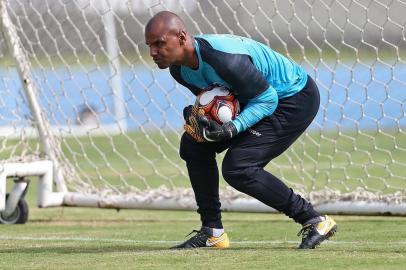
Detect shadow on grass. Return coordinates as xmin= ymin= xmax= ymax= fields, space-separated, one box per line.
xmin=0 ymin=243 xmax=300 ymax=254
xmin=1 ymin=243 xmax=402 ymax=256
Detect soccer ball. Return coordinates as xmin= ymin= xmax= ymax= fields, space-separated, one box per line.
xmin=195 ymin=84 xmax=239 ymax=124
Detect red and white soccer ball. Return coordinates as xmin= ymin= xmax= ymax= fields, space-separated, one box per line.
xmin=195 ymin=84 xmax=239 ymax=125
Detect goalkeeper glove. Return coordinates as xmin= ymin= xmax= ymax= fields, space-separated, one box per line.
xmin=198 ymin=116 xmax=238 ymax=142
xmin=183 ymin=105 xmax=207 ymax=143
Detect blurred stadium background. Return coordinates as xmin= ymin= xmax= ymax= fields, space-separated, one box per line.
xmin=1 ymin=0 xmax=404 ymax=131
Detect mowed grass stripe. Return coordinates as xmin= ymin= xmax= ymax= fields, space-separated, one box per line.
xmin=1 ymin=235 xmax=406 ymax=246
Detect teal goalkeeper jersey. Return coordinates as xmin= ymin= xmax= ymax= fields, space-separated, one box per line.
xmin=169 ymin=34 xmax=308 ymax=133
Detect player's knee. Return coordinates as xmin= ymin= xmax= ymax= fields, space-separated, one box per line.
xmin=179 ymin=134 xmax=195 ymax=161
xmin=222 ymin=163 xmax=256 ymax=190
xmin=179 ymin=133 xmax=213 ymax=162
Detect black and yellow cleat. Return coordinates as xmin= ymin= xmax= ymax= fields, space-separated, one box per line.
xmin=297 ymin=215 xmax=337 ymax=249
xmin=170 ymin=227 xmax=230 ymax=249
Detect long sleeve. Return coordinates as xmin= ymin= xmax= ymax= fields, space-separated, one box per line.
xmin=232 ymin=86 xmax=278 ymax=133
xmin=194 ymin=38 xmax=279 ymax=133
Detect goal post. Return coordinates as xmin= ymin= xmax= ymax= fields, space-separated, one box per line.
xmin=0 ymin=0 xmax=405 ymax=216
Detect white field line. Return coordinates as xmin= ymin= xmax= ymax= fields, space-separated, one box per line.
xmin=0 ymin=235 xmax=404 ymax=245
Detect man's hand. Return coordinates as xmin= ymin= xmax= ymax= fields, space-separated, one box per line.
xmin=183 ymin=105 xmax=207 ymax=142
xmin=198 ymin=116 xmax=238 ymax=142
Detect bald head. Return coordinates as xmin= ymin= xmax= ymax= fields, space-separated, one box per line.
xmin=145 ymin=11 xmax=195 ymax=69
xmin=145 ymin=11 xmax=186 ymax=36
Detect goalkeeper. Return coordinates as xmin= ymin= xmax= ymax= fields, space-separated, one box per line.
xmin=145 ymin=11 xmax=337 ymax=249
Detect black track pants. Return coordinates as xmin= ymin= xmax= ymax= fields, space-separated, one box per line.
xmin=179 ymin=75 xmax=321 ymax=228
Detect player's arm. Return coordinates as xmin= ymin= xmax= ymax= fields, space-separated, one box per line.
xmin=198 ymin=86 xmax=278 ymax=141
xmin=212 ymin=54 xmax=278 ymax=133
xmin=232 ymin=87 xmax=278 ymax=133
xmin=219 ymin=55 xmax=278 ymax=134
xmin=199 ymin=86 xmax=278 ymax=142
xmin=197 ymin=42 xmax=278 ymax=139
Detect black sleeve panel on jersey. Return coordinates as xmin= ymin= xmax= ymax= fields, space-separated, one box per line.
xmin=169 ymin=65 xmax=202 ymax=96
xmin=196 ymin=37 xmax=270 ymax=100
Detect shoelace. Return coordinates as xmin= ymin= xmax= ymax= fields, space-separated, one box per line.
xmin=185 ymin=229 xmax=202 ymax=238
xmin=183 ymin=229 xmax=209 ymax=248
xmin=297 ymin=224 xmax=313 ymax=240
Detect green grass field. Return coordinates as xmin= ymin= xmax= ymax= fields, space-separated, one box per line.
xmin=1 ymin=206 xmax=406 ymax=270
xmin=1 ymin=130 xmax=405 ymax=269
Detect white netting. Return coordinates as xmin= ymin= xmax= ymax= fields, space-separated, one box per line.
xmin=0 ymin=0 xmax=405 ymax=209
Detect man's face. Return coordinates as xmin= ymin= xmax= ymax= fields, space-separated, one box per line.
xmin=145 ymin=27 xmax=183 ymax=69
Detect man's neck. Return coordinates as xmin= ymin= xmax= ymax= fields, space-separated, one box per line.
xmin=181 ymin=37 xmax=199 ymax=69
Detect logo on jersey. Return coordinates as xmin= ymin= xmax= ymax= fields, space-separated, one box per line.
xmin=248 ymin=128 xmax=262 ymax=137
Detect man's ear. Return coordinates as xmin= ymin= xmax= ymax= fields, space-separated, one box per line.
xmin=178 ymin=30 xmax=187 ymax=45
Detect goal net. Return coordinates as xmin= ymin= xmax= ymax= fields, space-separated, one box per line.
xmin=0 ymin=0 xmax=405 ymax=214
